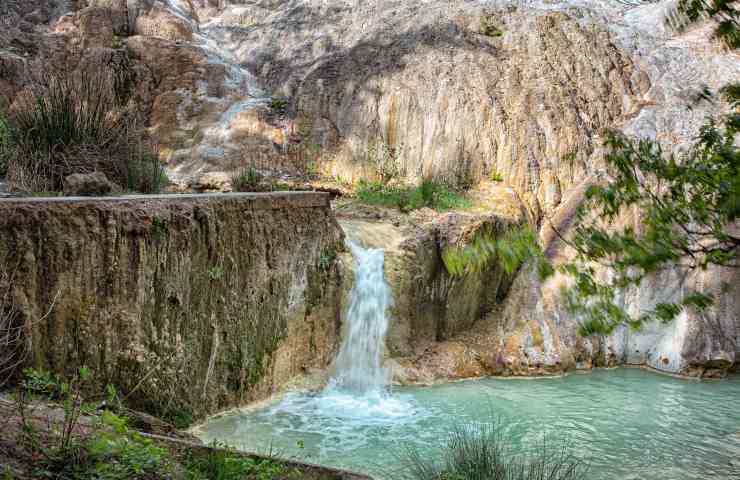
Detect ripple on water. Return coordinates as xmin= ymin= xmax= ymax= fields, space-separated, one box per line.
xmin=196 ymin=369 xmax=740 ymax=480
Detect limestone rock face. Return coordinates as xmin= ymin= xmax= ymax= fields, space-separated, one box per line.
xmin=0 ymin=193 xmax=345 ymax=419
xmin=383 ymin=183 xmax=740 ymax=382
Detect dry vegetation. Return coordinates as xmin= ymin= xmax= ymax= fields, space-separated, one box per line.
xmin=0 ymin=61 xmax=167 ymax=194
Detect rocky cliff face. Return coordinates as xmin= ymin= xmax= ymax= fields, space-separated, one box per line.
xmin=0 ymin=193 xmax=344 ymax=419
xmin=362 ymin=182 xmax=740 ymax=382
xmin=2 ymin=0 xmax=738 ymax=387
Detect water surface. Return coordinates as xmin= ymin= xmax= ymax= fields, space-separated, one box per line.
xmin=196 ymin=369 xmax=740 ymax=479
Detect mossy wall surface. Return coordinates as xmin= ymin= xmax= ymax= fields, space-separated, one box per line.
xmin=0 ymin=193 xmax=344 ymax=419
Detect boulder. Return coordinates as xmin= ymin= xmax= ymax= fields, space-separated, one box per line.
xmin=63 ymin=172 xmax=118 ymax=196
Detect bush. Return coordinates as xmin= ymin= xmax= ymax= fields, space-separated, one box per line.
xmin=356 ymin=179 xmax=472 ymax=212
xmin=119 ymin=147 xmax=169 ymax=194
xmin=441 ymin=226 xmax=553 ymax=279
xmin=3 ymin=66 xmax=166 ymax=194
xmin=186 ymin=442 xmax=293 ymax=480
xmin=231 ymin=167 xmax=262 ymax=192
xmin=396 ymin=420 xmax=587 ymax=480
xmin=21 ymin=368 xmax=62 ymax=397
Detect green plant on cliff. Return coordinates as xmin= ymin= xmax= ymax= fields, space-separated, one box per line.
xmin=270 ymin=98 xmax=288 ymax=115
xmin=122 ymin=146 xmax=169 ymax=195
xmin=318 ymin=248 xmax=337 ymax=272
xmin=442 ymin=226 xmax=552 ymax=279
xmin=2 ymin=63 xmax=166 ymax=194
xmin=208 ymin=265 xmax=225 ymax=281
xmin=231 ymin=166 xmax=263 ymax=192
xmin=151 ymin=216 xmax=168 ymax=241
xmin=356 ymin=179 xmax=471 ymax=212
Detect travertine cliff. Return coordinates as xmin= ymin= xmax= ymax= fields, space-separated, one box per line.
xmin=0 ymin=193 xmax=344 ymax=419
xmin=2 ymin=0 xmax=738 ymax=387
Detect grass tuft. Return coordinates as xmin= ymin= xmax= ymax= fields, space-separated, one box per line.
xmin=2 ymin=65 xmax=167 ymax=194
xmin=231 ymin=167 xmax=262 ymax=192
xmin=395 ymin=419 xmax=588 ymax=480
xmin=356 ymin=179 xmax=472 ymax=212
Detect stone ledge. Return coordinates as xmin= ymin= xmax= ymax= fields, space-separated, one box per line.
xmin=0 ymin=191 xmax=331 ymax=209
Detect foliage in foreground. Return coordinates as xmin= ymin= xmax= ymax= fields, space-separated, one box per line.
xmin=356 ymin=179 xmax=472 ymax=212
xmin=560 ymin=112 xmax=738 ymax=336
xmin=0 ymin=65 xmax=168 ymax=194
xmin=395 ymin=421 xmax=587 ymax=480
xmin=9 ymin=367 xmax=295 ymax=480
xmin=186 ymin=444 xmax=297 ymax=480
xmin=557 ymin=0 xmax=740 ymax=336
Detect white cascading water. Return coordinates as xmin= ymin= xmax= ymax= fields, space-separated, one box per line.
xmin=328 ymin=240 xmax=392 ymax=394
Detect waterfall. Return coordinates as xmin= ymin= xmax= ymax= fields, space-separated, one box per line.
xmin=328 ymin=240 xmax=392 ymax=394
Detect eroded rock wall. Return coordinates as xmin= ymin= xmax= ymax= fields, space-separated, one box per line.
xmin=0 ymin=193 xmax=344 ymax=419
xmin=388 ymin=185 xmax=740 ymax=382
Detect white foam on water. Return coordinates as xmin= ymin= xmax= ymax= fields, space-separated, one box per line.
xmin=209 ymin=237 xmax=422 ymax=457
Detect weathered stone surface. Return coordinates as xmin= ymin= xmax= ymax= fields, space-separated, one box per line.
xmin=0 ymin=193 xmax=345 ymax=419
xmin=63 ymin=172 xmax=118 ymax=196
xmin=381 ymin=183 xmax=740 ymax=381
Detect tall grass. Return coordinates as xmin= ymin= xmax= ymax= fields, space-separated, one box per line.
xmin=3 ymin=66 xmax=167 ymax=194
xmin=396 ymin=421 xmax=588 ymax=480
xmin=230 ymin=166 xmax=262 ymax=192
xmin=356 ymin=179 xmax=472 ymax=212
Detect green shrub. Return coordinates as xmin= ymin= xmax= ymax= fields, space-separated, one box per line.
xmin=396 ymin=420 xmax=587 ymax=480
xmin=21 ymin=368 xmax=62 ymax=398
xmin=186 ymin=442 xmax=293 ymax=480
xmin=270 ymin=98 xmax=288 ymax=115
xmin=3 ymin=65 xmax=163 ymax=194
xmin=318 ymin=248 xmax=337 ymax=272
xmin=87 ymin=413 xmax=169 ymax=479
xmin=356 ymin=179 xmax=472 ymax=212
xmin=442 ymin=226 xmax=553 ymax=278
xmin=231 ymin=167 xmax=262 ymax=192
xmin=490 ymin=170 xmax=504 ymax=182
xmin=166 ymin=408 xmax=195 ymax=430
xmin=119 ymin=148 xmax=169 ymax=194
